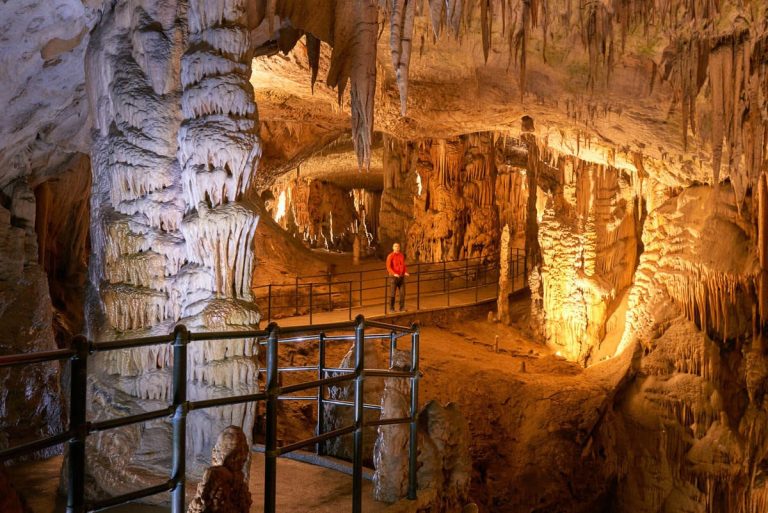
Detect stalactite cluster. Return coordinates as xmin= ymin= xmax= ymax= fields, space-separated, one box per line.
xmin=379 ymin=132 xmax=528 ymax=263
xmin=528 ymin=138 xmax=641 ymax=364
xmin=269 ymin=174 xmax=373 ymax=250
xmin=84 ymin=0 xmax=261 ymax=497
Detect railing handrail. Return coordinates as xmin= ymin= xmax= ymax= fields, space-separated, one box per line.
xmin=254 ymin=251 xmax=519 ymax=289
xmin=0 ymin=316 xmax=420 ymax=513
xmin=255 ymin=249 xmax=528 ymax=324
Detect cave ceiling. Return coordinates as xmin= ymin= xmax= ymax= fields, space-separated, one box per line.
xmin=0 ymin=0 xmax=766 ymax=194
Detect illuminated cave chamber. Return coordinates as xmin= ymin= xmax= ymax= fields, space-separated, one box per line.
xmin=2 ymin=1 xmax=768 ymax=512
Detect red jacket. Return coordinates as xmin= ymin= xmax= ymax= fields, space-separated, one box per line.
xmin=386 ymin=252 xmax=407 ymax=276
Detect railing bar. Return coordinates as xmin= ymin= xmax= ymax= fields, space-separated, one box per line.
xmin=277 ymin=425 xmax=356 ymax=455
xmin=0 ymin=431 xmax=72 ymax=461
xmin=365 ymin=320 xmax=417 ymax=332
xmin=89 ymin=407 xmax=173 ymax=432
xmin=0 ymin=349 xmax=76 ymax=367
xmin=315 ymin=398 xmax=382 ymax=410
xmin=276 ymin=320 xmax=362 ymax=334
xmin=90 ymin=335 xmax=173 ymax=351
xmin=321 ymin=367 xmax=355 ymax=374
xmin=277 ymin=365 xmax=318 ymax=372
xmin=277 ymin=395 xmax=317 ymax=401
xmin=88 ymin=480 xmax=175 ymax=511
xmin=279 ymin=373 xmax=354 ymax=395
xmin=188 ymin=330 xmax=267 ymax=341
xmin=188 ymin=392 xmax=267 ymax=411
xmin=364 ymin=417 xmax=412 ymax=428
xmin=276 ymin=335 xmax=320 ymax=344
xmin=362 ymin=369 xmax=413 ymax=378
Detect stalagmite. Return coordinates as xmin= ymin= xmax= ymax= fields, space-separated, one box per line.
xmin=83 ymin=0 xmax=261 ymax=497
xmin=497 ymin=224 xmax=512 ymax=324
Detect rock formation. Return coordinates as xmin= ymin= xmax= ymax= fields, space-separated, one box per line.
xmin=83 ymin=0 xmax=261 ymax=496
xmin=187 ymin=426 xmax=251 ymax=513
xmin=379 ymin=132 xmax=528 ymax=263
xmin=0 ymin=189 xmax=63 ymax=459
xmin=373 ymin=350 xmax=472 ymax=511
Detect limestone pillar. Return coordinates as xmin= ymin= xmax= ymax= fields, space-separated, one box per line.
xmin=84 ymin=0 xmax=261 ymax=495
xmin=497 ymin=224 xmax=512 ymax=324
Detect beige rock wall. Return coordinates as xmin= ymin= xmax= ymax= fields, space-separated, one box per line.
xmin=379 ymin=132 xmax=528 ymax=263
xmin=0 ymin=186 xmax=63 ymax=459
xmin=531 ymin=142 xmax=641 ymax=364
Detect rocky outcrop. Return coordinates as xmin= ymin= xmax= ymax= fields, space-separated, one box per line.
xmin=83 ymin=0 xmax=261 ymax=497
xmin=530 ymin=141 xmax=642 ymax=365
xmin=372 ymin=349 xmax=472 ymax=511
xmin=271 ymin=175 xmax=363 ymax=251
xmin=323 ymin=341 xmax=385 ymax=462
xmin=379 ymin=132 xmax=528 ymax=263
xmin=0 ymin=186 xmax=63 ymax=460
xmin=187 ymin=426 xmax=251 ymax=513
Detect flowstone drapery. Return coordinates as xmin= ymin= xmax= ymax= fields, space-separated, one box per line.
xmin=84 ymin=0 xmax=261 ymax=496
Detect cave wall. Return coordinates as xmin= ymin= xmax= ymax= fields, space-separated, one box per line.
xmin=602 ymin=185 xmax=768 ymax=513
xmin=0 ymin=180 xmax=63 ymax=458
xmin=532 ymin=143 xmax=643 ymax=364
xmin=270 ymin=174 xmax=372 ymax=251
xmin=379 ymin=132 xmax=528 ymax=263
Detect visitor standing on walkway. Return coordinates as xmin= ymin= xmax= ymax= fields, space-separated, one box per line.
xmin=386 ymin=243 xmax=409 ymax=311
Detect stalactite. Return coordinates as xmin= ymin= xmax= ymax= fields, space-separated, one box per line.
xmin=388 ymin=0 xmax=417 ymax=115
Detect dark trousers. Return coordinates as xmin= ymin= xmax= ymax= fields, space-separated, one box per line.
xmin=389 ymin=276 xmax=405 ymax=310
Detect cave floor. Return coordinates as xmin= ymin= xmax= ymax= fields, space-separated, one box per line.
xmin=6 ymin=453 xmax=390 ymax=513
xmin=6 ymin=295 xmax=626 ymax=512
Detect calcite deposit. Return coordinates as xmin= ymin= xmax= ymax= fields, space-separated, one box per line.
xmin=2 ymin=0 xmax=768 ymax=512
xmin=187 ymin=426 xmax=251 ymax=513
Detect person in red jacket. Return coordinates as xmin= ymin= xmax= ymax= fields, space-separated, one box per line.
xmin=386 ymin=242 xmax=409 ymax=311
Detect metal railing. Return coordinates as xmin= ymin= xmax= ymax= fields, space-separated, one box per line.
xmin=254 ymin=249 xmax=527 ymax=324
xmin=0 ymin=315 xmax=419 ymax=513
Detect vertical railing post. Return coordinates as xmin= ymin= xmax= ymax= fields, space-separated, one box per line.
xmin=317 ymin=331 xmax=326 ymax=456
xmin=352 ymin=315 xmax=365 ymax=513
xmin=447 ymin=270 xmax=451 ymax=306
xmin=348 ymin=281 xmax=353 ymax=321
xmin=475 ymin=262 xmax=480 ymax=303
xmin=265 ymin=323 xmax=280 ymax=513
xmin=416 ymin=263 xmax=421 ymax=311
xmin=442 ymin=260 xmax=446 ymax=292
xmin=171 ymin=325 xmax=189 ymax=513
xmin=408 ymin=324 xmax=420 ymax=500
xmin=309 ymin=283 xmax=314 ymax=325
xmin=523 ymin=248 xmax=528 ymax=284
xmin=389 ymin=330 xmax=396 ymax=368
xmin=384 ymin=277 xmax=388 ymax=315
xmin=267 ymin=284 xmax=272 ymax=323
xmin=66 ymin=335 xmax=88 ymax=513
xmin=294 ymin=277 xmax=299 ymax=315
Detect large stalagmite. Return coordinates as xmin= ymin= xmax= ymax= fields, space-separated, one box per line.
xmin=84 ymin=0 xmax=261 ymax=495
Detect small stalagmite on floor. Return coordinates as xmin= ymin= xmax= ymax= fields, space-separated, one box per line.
xmin=187 ymin=426 xmax=251 ymax=513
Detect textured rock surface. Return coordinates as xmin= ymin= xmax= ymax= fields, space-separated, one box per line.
xmin=82 ymin=0 xmax=261 ymax=498
xmin=529 ymin=138 xmax=642 ymax=364
xmin=379 ymin=132 xmax=528 ymax=262
xmin=187 ymin=426 xmax=251 ymax=513
xmin=0 ymin=196 xmax=63 ymax=459
xmin=323 ymin=341 xmax=385 ymax=462
xmin=373 ymin=350 xmax=472 ymax=511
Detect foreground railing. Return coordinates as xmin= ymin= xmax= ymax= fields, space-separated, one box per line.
xmin=254 ymin=249 xmax=527 ymax=324
xmin=0 ymin=315 xmax=419 ymax=513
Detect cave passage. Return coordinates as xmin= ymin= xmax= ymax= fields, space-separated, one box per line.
xmin=2 ymin=1 xmax=768 ymax=513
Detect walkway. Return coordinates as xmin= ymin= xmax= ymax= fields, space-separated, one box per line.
xmin=253 ymin=251 xmax=527 ymax=327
